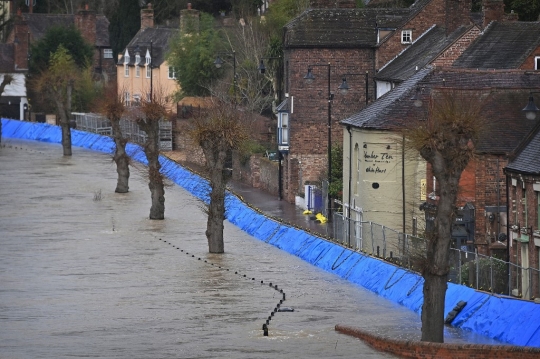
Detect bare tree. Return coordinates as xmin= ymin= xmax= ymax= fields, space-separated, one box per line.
xmin=190 ymin=99 xmax=249 ymax=253
xmin=101 ymin=83 xmax=129 ymax=193
xmin=129 ymin=88 xmax=169 ymax=220
xmin=34 ymin=45 xmax=79 ymax=156
xmin=405 ymin=89 xmax=486 ymax=343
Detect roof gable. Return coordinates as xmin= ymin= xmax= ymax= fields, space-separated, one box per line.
xmin=505 ymin=122 xmax=540 ymax=175
xmin=284 ymin=8 xmax=410 ymax=48
xmin=21 ymin=13 xmax=110 ymax=47
xmin=376 ymin=25 xmax=471 ymax=82
xmin=453 ymin=21 xmax=540 ymax=69
xmin=119 ymin=27 xmax=178 ymax=67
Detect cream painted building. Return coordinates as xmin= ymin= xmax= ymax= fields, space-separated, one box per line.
xmin=117 ymin=4 xmax=184 ymax=112
xmin=341 ymin=68 xmax=432 ymax=238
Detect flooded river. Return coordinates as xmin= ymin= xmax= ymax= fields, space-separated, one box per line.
xmin=0 ymin=139 xmax=499 ymax=358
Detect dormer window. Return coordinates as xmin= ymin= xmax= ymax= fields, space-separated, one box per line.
xmin=401 ymin=30 xmax=412 ymax=44
xmin=145 ymin=49 xmax=151 ymax=65
xmin=135 ymin=54 xmax=141 ymax=65
xmin=124 ymin=49 xmax=130 ymax=65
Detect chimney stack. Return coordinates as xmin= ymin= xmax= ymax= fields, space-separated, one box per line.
xmin=180 ymin=3 xmax=200 ymax=34
xmin=141 ymin=3 xmax=154 ymax=30
xmin=13 ymin=12 xmax=29 ymax=70
xmin=483 ymin=0 xmax=505 ymax=28
xmin=75 ymin=6 xmax=97 ymax=47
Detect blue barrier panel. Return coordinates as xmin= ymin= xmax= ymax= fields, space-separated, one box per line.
xmin=3 ymin=118 xmax=540 ymax=348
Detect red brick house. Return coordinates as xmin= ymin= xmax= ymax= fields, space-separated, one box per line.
xmin=505 ymin=120 xmax=540 ymax=300
xmin=0 ymin=6 xmax=114 ymax=121
xmin=281 ymin=0 xmax=477 ymax=206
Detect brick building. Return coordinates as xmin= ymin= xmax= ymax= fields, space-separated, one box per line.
xmin=0 ymin=6 xmax=115 ymax=120
xmin=280 ymin=0 xmax=479 ymax=206
xmin=505 ymin=120 xmax=540 ymax=300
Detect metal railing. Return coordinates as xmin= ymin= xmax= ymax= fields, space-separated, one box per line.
xmin=72 ymin=112 xmax=172 ymax=150
xmin=332 ymin=210 xmax=539 ymax=300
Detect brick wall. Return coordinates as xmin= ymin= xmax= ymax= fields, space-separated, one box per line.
xmin=377 ymin=0 xmax=445 ymax=68
xmin=233 ymin=154 xmax=279 ymax=196
xmin=482 ymin=0 xmax=505 ymax=28
xmin=12 ymin=13 xmax=29 ymax=70
xmin=519 ymin=46 xmax=540 ymax=70
xmin=335 ymin=325 xmax=540 ymax=359
xmin=432 ymin=26 xmax=481 ymax=67
xmin=284 ymin=47 xmax=375 ymax=201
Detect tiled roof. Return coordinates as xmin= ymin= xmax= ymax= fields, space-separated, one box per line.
xmin=376 ymin=25 xmax=471 ymax=82
xmin=284 ymin=8 xmax=410 ymax=48
xmin=0 ymin=44 xmax=14 ymax=72
xmin=22 ymin=13 xmax=110 ymax=47
xmin=453 ymin=21 xmax=540 ymax=69
xmin=119 ymin=27 xmax=178 ymax=67
xmin=342 ymin=68 xmax=540 ymax=155
xmin=341 ymin=66 xmax=433 ymax=129
xmin=506 ymin=122 xmax=540 ymax=174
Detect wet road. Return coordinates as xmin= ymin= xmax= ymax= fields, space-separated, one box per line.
xmin=0 ymin=139 xmax=499 ymax=358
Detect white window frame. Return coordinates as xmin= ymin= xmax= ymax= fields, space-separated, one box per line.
xmin=133 ymin=93 xmax=141 ymax=106
xmin=103 ymin=48 xmax=113 ymax=59
xmin=124 ymin=92 xmax=130 ymax=106
xmin=168 ymin=66 xmax=176 ymax=79
xmin=124 ymin=49 xmax=130 ymax=77
xmin=401 ymin=30 xmax=412 ymax=44
xmin=136 ymin=65 xmax=140 ymax=77
xmin=124 ymin=64 xmax=130 ymax=77
xmin=146 ymin=64 xmax=151 ymax=78
xmin=535 ymin=56 xmax=540 ymax=70
xmin=135 ymin=54 xmax=141 ymax=65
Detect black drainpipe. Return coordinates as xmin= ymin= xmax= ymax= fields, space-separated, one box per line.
xmin=347 ymin=125 xmax=353 ymax=245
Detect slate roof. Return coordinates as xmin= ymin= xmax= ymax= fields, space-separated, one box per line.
xmin=453 ymin=21 xmax=540 ymax=69
xmin=376 ymin=25 xmax=471 ymax=83
xmin=341 ymin=66 xmax=433 ymax=129
xmin=284 ymin=8 xmax=410 ymax=48
xmin=343 ymin=68 xmax=540 ymax=155
xmin=505 ymin=122 xmax=540 ymax=175
xmin=119 ymin=27 xmax=178 ymax=67
xmin=22 ymin=13 xmax=110 ymax=47
xmin=0 ymin=44 xmax=15 ymax=72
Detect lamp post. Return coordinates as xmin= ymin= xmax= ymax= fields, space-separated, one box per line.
xmin=23 ymin=103 xmax=28 ymax=121
xmin=135 ymin=41 xmax=153 ymax=101
xmin=259 ymin=56 xmax=284 ymax=200
xmin=522 ymin=91 xmax=540 ymax=120
xmin=214 ymin=51 xmax=237 ymax=105
xmin=258 ymin=57 xmax=282 ymax=103
xmin=304 ymin=63 xmax=334 ymax=220
xmin=337 ymin=71 xmax=370 ymax=107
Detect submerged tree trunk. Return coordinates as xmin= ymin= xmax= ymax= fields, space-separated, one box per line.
xmin=202 ymin=145 xmax=228 ymax=253
xmin=55 ymin=85 xmax=72 ymax=157
xmin=138 ymin=119 xmax=164 ymax=220
xmin=420 ymin=153 xmax=462 ymax=342
xmin=111 ymin=120 xmax=129 ymax=193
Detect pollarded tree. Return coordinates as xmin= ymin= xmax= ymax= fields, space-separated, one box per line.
xmin=34 ymin=46 xmax=80 ymax=156
xmin=405 ymin=89 xmax=486 ymax=343
xmin=190 ymin=99 xmax=249 ymax=253
xmin=101 ymin=83 xmax=130 ymax=193
xmin=129 ymin=88 xmax=169 ymax=220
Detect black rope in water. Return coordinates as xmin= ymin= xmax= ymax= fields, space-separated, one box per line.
xmin=153 ymin=237 xmax=292 ymax=337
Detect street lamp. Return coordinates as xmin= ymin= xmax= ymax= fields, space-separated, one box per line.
xmin=337 ymin=71 xmax=370 ymax=107
xmin=522 ymin=92 xmax=540 ymax=120
xmin=258 ymin=56 xmax=282 ymax=103
xmin=259 ymin=56 xmax=284 ymax=200
xmin=304 ymin=63 xmax=334 ymax=219
xmin=214 ymin=51 xmax=237 ymax=104
xmin=134 ymin=41 xmax=153 ymax=101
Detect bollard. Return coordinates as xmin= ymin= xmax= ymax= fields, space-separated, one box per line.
xmin=377 ymin=246 xmax=380 ymax=257
xmin=263 ymin=324 xmax=268 ymax=336
xmin=390 ymin=251 xmax=393 ymax=259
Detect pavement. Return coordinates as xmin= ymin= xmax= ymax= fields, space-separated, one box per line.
xmin=163 ymin=151 xmax=334 ymax=240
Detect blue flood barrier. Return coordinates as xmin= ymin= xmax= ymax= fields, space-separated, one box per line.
xmin=2 ymin=118 xmax=539 ymax=347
